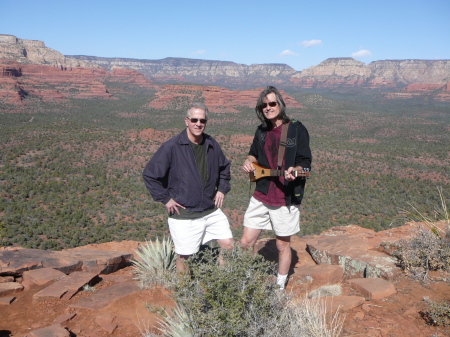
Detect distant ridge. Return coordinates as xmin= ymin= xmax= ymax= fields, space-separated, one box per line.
xmin=66 ymin=55 xmax=297 ymax=87
xmin=67 ymin=54 xmax=450 ymax=89
xmin=1 ymin=34 xmax=450 ymax=91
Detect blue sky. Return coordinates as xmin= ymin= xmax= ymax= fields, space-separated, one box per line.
xmin=2 ymin=0 xmax=449 ymax=71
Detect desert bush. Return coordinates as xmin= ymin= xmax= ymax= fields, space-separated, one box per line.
xmin=132 ymin=237 xmax=177 ymax=288
xmin=158 ymin=245 xmax=345 ymax=337
xmin=172 ymin=245 xmax=280 ymax=336
xmin=388 ymin=229 xmax=450 ymax=279
xmin=385 ymin=187 xmax=450 ymax=280
xmin=421 ymin=300 xmax=450 ymax=326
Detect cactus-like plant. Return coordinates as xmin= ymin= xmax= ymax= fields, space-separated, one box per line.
xmin=399 ymin=186 xmax=449 ymax=237
xmin=157 ymin=305 xmax=194 ymax=337
xmin=132 ymin=236 xmax=177 ymax=288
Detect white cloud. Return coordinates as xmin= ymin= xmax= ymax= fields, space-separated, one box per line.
xmin=301 ymin=40 xmax=322 ymax=48
xmin=192 ymin=50 xmax=206 ymax=55
xmin=279 ymin=49 xmax=298 ymax=56
xmin=351 ymin=49 xmax=372 ymax=58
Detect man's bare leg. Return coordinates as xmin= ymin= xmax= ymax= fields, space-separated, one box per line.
xmin=216 ymin=237 xmax=235 ymax=265
xmin=240 ymin=227 xmax=262 ymax=252
xmin=176 ymin=254 xmax=190 ymax=273
xmin=276 ymin=236 xmax=291 ymax=288
xmin=217 ymin=237 xmax=235 ymax=250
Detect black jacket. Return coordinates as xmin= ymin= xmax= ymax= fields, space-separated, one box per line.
xmin=249 ymin=120 xmax=312 ymax=206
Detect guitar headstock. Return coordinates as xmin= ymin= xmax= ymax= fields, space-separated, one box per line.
xmin=295 ymin=168 xmax=310 ymax=178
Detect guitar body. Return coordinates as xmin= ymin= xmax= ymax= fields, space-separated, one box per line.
xmin=249 ymin=163 xmax=309 ymax=182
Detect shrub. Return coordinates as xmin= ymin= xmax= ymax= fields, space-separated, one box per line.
xmin=387 ymin=187 xmax=450 ymax=280
xmin=388 ymin=229 xmax=450 ymax=280
xmin=159 ymin=245 xmax=345 ymax=336
xmin=172 ymin=245 xmax=280 ymax=336
xmin=132 ymin=237 xmax=177 ymax=288
xmin=421 ymin=300 xmax=450 ymax=326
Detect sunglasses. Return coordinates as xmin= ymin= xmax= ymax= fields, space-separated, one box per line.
xmin=262 ymin=101 xmax=278 ymax=109
xmin=188 ymin=118 xmax=208 ymax=124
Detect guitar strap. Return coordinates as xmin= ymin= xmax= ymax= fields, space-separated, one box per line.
xmin=277 ymin=122 xmax=290 ymax=170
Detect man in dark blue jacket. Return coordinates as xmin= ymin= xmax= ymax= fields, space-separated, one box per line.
xmin=143 ymin=102 xmax=234 ymax=271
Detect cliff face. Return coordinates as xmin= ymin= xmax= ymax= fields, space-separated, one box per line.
xmin=2 ymin=34 xmax=450 ymax=103
xmin=290 ymin=58 xmax=371 ymax=87
xmin=0 ymin=59 xmax=153 ymax=104
xmin=0 ymin=34 xmax=99 ymax=69
xmin=368 ymin=59 xmax=450 ymax=84
xmin=67 ymin=56 xmax=297 ymax=86
xmin=290 ymin=58 xmax=450 ymax=88
xmin=70 ymin=55 xmax=450 ymax=89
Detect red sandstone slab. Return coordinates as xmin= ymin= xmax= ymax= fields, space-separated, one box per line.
xmin=346 ymin=278 xmax=397 ymax=300
xmin=0 ymin=282 xmax=23 ymax=296
xmin=100 ymin=273 xmax=133 ymax=283
xmin=0 ymin=249 xmax=80 ymax=275
xmin=95 ymin=314 xmax=118 ymax=333
xmin=26 ymin=324 xmax=71 ymax=337
xmin=23 ymin=267 xmax=66 ymax=285
xmin=306 ymin=235 xmax=400 ymax=280
xmin=330 ymin=295 xmax=366 ymax=311
xmin=0 ymin=296 xmax=15 ymax=305
xmin=69 ymin=281 xmax=140 ymax=310
xmin=32 ymin=272 xmax=98 ymax=302
xmin=60 ymin=249 xmax=133 ymax=274
xmin=0 ymin=248 xmax=132 ymax=276
xmin=294 ymin=264 xmax=344 ymax=285
xmin=0 ymin=276 xmax=14 ymax=283
xmin=290 ymin=236 xmax=318 ymax=267
xmin=53 ymin=313 xmax=77 ymax=325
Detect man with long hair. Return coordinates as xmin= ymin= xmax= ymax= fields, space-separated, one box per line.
xmin=241 ymin=86 xmax=312 ymax=289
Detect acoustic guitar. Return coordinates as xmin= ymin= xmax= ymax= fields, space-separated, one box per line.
xmin=249 ymin=163 xmax=310 ymax=182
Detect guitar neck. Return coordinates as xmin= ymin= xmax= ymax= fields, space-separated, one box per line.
xmin=271 ymin=169 xmax=309 ymax=178
xmin=249 ymin=163 xmax=310 ymax=182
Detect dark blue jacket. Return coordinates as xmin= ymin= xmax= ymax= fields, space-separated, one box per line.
xmin=249 ymin=120 xmax=312 ymax=206
xmin=143 ymin=129 xmax=231 ymax=211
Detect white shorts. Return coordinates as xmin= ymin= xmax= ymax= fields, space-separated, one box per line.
xmin=168 ymin=208 xmax=232 ymax=255
xmin=243 ymin=197 xmax=300 ymax=237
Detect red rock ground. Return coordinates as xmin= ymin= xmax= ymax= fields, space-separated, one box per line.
xmin=1 ymin=231 xmax=450 ymax=337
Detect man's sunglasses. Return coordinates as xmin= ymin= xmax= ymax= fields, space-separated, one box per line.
xmin=262 ymin=101 xmax=278 ymax=108
xmin=188 ymin=118 xmax=208 ymax=124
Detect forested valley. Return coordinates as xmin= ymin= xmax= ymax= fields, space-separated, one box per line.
xmin=1 ymin=82 xmax=449 ymax=249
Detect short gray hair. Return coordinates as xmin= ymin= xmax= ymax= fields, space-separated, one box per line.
xmin=186 ymin=102 xmax=209 ymax=119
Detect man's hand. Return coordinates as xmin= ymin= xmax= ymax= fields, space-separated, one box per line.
xmin=165 ymin=198 xmax=185 ymax=215
xmin=285 ymin=166 xmax=303 ymax=181
xmin=242 ymin=156 xmax=257 ymax=173
xmin=214 ymin=191 xmax=225 ymax=208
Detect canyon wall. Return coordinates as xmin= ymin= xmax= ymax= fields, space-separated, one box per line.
xmin=1 ymin=34 xmax=450 ymax=104
xmin=69 ymin=55 xmax=450 ymax=89
xmin=0 ymin=34 xmax=99 ymax=69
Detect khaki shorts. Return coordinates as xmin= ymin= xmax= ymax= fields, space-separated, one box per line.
xmin=244 ymin=196 xmax=300 ymax=237
xmin=168 ymin=208 xmax=232 ymax=255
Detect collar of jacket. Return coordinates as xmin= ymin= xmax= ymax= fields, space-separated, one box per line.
xmin=178 ymin=128 xmax=214 ymax=148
